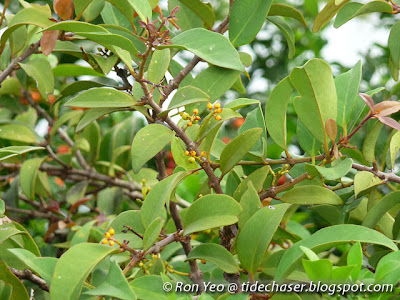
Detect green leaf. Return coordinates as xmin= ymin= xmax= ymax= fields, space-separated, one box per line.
xmin=354 ymin=171 xmax=382 ymax=199
xmin=160 ymin=86 xmax=209 ymax=117
xmin=297 ymin=119 xmax=322 ymax=156
xmin=76 ymin=108 xmax=121 ymax=132
xmin=20 ymin=157 xmax=46 ymax=200
xmin=268 ymin=17 xmax=295 ymax=59
xmin=347 ymin=241 xmax=362 ymax=280
xmin=73 ymin=0 xmax=93 ymax=18
xmin=0 ymin=261 xmax=29 ymax=300
xmin=229 ymin=0 xmax=273 ymax=46
xmin=0 ymin=199 xmax=4 ymax=216
xmin=334 ymin=1 xmax=393 ymax=28
xmin=238 ymin=182 xmax=262 ymax=230
xmin=187 ymin=243 xmax=240 ymax=274
xmin=305 ymin=158 xmax=353 ymax=180
xmin=312 ymin=0 xmax=349 ymax=32
xmin=168 ymin=0 xmax=203 ymax=31
xmin=390 ymin=131 xmax=400 ymax=169
xmin=183 ymin=194 xmax=242 ymax=235
xmin=0 ymin=6 xmax=53 ymax=48
xmin=225 ymin=98 xmax=260 ymax=111
xmin=148 ymin=49 xmax=170 ymax=84
xmin=101 ymin=2 xmax=132 ymax=29
xmin=237 ymin=204 xmax=291 ymax=274
xmin=274 ymin=224 xmax=397 ymax=280
xmin=50 ymin=243 xmax=117 ymax=300
xmin=166 ymin=28 xmax=245 ymax=71
xmin=362 ymin=191 xmax=400 ymax=229
xmin=53 ymin=64 xmax=105 ymax=77
xmin=83 ymin=0 xmax=105 ymax=22
xmin=191 ymin=66 xmax=241 ymax=102
xmin=178 ymin=0 xmax=215 ymax=29
xmin=290 ymin=59 xmax=337 ymax=145
xmin=131 ymin=124 xmax=174 ymax=173
xmin=19 ymin=58 xmax=54 ymax=101
xmin=220 ymin=128 xmax=263 ymax=175
xmin=71 ymin=221 xmax=95 ymax=246
xmin=84 ymin=260 xmax=137 ymax=300
xmin=143 ymin=217 xmax=164 ymax=251
xmin=141 ymin=172 xmax=187 ymax=227
xmin=126 ymin=0 xmax=152 ymax=21
xmin=265 ymin=77 xmax=293 ymax=149
xmin=375 ymin=251 xmax=400 ymax=284
xmin=50 ymin=110 xmax=84 ymax=138
xmin=8 ymin=249 xmax=57 ymax=284
xmin=0 ymin=124 xmax=37 ymax=144
xmin=0 ymin=78 xmax=21 ymax=96
xmin=233 ymin=166 xmax=269 ymax=201
xmin=0 ymin=146 xmax=44 ymax=162
xmin=65 ymin=88 xmax=137 ymax=108
xmin=268 ymin=4 xmax=307 ymax=26
xmin=281 ymin=186 xmax=343 ymax=205
xmin=130 ymin=275 xmax=169 ymax=300
xmin=335 ymin=60 xmax=362 ymax=132
xmin=302 ymin=259 xmax=333 ymax=281
xmin=389 ymin=20 xmax=400 ymax=70
xmin=362 ymin=121 xmax=383 ymax=163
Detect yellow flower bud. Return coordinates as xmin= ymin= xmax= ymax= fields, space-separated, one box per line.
xmin=184 ymin=150 xmax=189 ymax=156
xmin=109 ymin=240 xmax=115 ymax=246
xmin=188 ymin=157 xmax=196 ymax=164
xmin=101 ymin=238 xmax=108 ymax=244
xmin=214 ymin=102 xmax=221 ymax=109
xmin=207 ymin=102 xmax=213 ymax=110
xmin=187 ymin=121 xmax=192 ymax=127
xmin=200 ymin=151 xmax=206 ymax=157
xmin=193 ymin=108 xmax=199 ymax=115
xmin=215 ymin=115 xmax=222 ymax=121
xmin=190 ymin=151 xmax=196 ymax=157
xmin=105 ymin=232 xmax=111 ymax=238
xmin=108 ymin=227 xmax=115 ymax=235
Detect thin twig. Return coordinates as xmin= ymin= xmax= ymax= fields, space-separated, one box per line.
xmin=9 ymin=267 xmax=49 ymax=292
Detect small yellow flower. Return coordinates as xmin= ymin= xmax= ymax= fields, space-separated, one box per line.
xmin=207 ymin=102 xmax=213 ymax=110
xmin=108 ymin=227 xmax=115 ymax=235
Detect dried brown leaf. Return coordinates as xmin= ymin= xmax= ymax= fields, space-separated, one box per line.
xmin=41 ymin=30 xmax=59 ymax=56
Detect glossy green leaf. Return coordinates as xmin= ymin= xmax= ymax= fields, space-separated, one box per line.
xmin=19 ymin=58 xmax=54 ymax=101
xmin=166 ymin=28 xmax=245 ymax=71
xmin=52 ymin=64 xmax=103 ymax=77
xmin=275 ymin=224 xmax=397 ymax=280
xmin=0 ymin=124 xmax=37 ymax=144
xmin=312 ymin=0 xmax=349 ymax=32
xmin=71 ymin=221 xmax=95 ymax=246
xmin=305 ymin=158 xmax=353 ymax=180
xmin=265 ymin=76 xmax=293 ymax=149
xmin=0 ymin=146 xmax=44 ymax=162
xmin=335 ymin=60 xmax=362 ymax=132
xmin=178 ymin=0 xmax=215 ymax=29
xmin=281 ymin=186 xmax=343 ymax=205
xmin=225 ymin=98 xmax=260 ymax=111
xmin=389 ymin=20 xmax=400 ymax=70
xmin=233 ymin=166 xmax=269 ymax=201
xmin=44 ymin=20 xmax=108 ymax=33
xmin=183 ymin=194 xmax=242 ymax=235
xmin=237 ymin=204 xmax=291 ymax=274
xmin=220 ymin=128 xmax=263 ymax=175
xmin=127 ymin=0 xmax=152 ymax=21
xmin=362 ymin=121 xmax=383 ymax=163
xmin=8 ymin=248 xmax=57 ymax=284
xmin=238 ymin=182 xmax=262 ymax=229
xmin=130 ymin=275 xmax=169 ymax=300
xmin=375 ymin=251 xmax=400 ymax=284
xmin=347 ymin=241 xmax=362 ymax=280
xmin=362 ymin=191 xmax=400 ymax=229
xmin=334 ymin=1 xmax=393 ymax=28
xmin=65 ymin=88 xmax=137 ymax=108
xmin=0 ymin=261 xmax=29 ymax=300
xmin=73 ymin=0 xmax=93 ymax=18
xmin=76 ymin=108 xmax=121 ymax=132
xmin=302 ymin=259 xmax=333 ymax=281
xmin=191 ymin=66 xmax=241 ymax=103
xmin=20 ymin=157 xmax=46 ymax=200
xmin=0 ymin=78 xmax=21 ymax=96
xmin=268 ymin=4 xmax=307 ymax=26
xmin=229 ymin=0 xmax=273 ymax=46
xmin=50 ymin=243 xmax=117 ymax=300
xmin=141 ymin=172 xmax=187 ymax=227
xmin=268 ymin=17 xmax=295 ymax=59
xmin=291 ymin=59 xmax=337 ymax=144
xmin=50 ymin=110 xmax=84 ymax=138
xmin=390 ymin=131 xmax=400 ymax=169
xmin=101 ymin=2 xmax=132 ymax=29
xmin=84 ymin=260 xmax=137 ymax=300
xmin=187 ymin=243 xmax=240 ymax=274
xmin=171 ymin=137 xmax=194 ymax=171
xmin=143 ymin=217 xmax=164 ymax=251
xmin=148 ymin=49 xmax=170 ymax=83
xmin=160 ymin=86 xmax=209 ymax=117
xmin=168 ymin=0 xmax=203 ymax=31
xmin=354 ymin=171 xmax=382 ymax=199
xmin=131 ymin=124 xmax=174 ymax=173
xmin=297 ymin=119 xmax=322 ymax=156
xmin=83 ymin=0 xmax=105 ymax=22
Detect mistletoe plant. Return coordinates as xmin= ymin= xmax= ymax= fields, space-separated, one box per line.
xmin=1 ymin=0 xmax=400 ymax=299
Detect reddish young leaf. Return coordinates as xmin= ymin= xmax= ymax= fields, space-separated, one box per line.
xmin=373 ymin=101 xmax=400 ymax=117
xmin=359 ymin=93 xmax=375 ymax=111
xmin=54 ymin=0 xmax=74 ymax=20
xmin=41 ymin=30 xmax=59 ymax=56
xmin=377 ymin=116 xmax=400 ymax=131
xmin=325 ymin=118 xmax=337 ymax=142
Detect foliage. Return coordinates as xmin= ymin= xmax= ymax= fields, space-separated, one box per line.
xmin=1 ymin=0 xmax=400 ymax=299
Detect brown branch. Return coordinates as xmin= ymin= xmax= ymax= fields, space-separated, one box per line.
xmin=9 ymin=267 xmax=49 ymax=292
xmin=5 ymin=205 xmax=62 ymax=220
xmin=0 ymin=41 xmax=41 ymax=85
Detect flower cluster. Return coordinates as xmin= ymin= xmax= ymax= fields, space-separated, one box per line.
xmin=101 ymin=227 xmax=116 ymax=246
xmin=180 ymin=108 xmax=201 ymax=127
xmin=207 ymin=102 xmax=223 ymax=120
xmin=184 ymin=150 xmax=206 ymax=164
